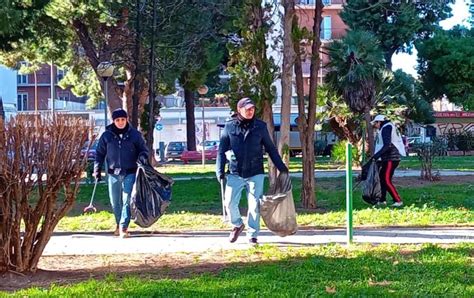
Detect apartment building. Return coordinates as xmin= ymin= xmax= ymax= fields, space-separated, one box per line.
xmin=16 ymin=64 xmax=87 ymax=111
xmin=295 ymin=0 xmax=347 ymax=95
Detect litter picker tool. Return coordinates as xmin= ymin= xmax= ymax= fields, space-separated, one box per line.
xmin=219 ymin=178 xmax=227 ymax=222
xmin=83 ymin=178 xmax=99 ymax=213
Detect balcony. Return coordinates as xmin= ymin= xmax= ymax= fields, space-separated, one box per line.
xmin=296 ymin=0 xmax=344 ymax=6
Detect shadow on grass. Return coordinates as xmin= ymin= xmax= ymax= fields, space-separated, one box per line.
xmin=4 ymin=245 xmax=472 ymax=295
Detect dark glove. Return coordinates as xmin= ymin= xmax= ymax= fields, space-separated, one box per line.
xmin=93 ymin=170 xmax=102 ymax=182
xmin=218 ymin=173 xmax=226 ymax=182
xmin=138 ymin=154 xmax=149 ymax=165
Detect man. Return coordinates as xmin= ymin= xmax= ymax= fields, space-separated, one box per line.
xmin=216 ymin=97 xmax=288 ymax=246
xmin=371 ymin=114 xmax=406 ymax=207
xmin=94 ymin=108 xmax=148 ymax=238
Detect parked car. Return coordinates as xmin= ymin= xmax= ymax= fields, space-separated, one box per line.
xmin=196 ymin=140 xmax=220 ymax=152
xmin=165 ymin=141 xmax=187 ymax=161
xmin=180 ymin=149 xmax=218 ymax=164
xmin=81 ymin=140 xmax=98 ymax=161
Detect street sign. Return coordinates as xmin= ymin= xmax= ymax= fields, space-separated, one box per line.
xmin=155 ymin=123 xmax=163 ymax=131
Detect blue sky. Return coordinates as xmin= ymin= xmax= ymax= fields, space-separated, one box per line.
xmin=391 ymin=0 xmax=471 ymax=77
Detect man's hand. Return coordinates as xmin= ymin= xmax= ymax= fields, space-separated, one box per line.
xmin=218 ymin=173 xmax=226 ymax=182
xmin=138 ymin=154 xmax=149 ymax=165
xmin=93 ymin=170 xmax=102 ymax=182
xmin=280 ymin=165 xmax=289 ymax=174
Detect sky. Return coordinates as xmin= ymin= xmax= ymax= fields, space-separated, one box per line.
xmin=391 ymin=0 xmax=471 ymax=77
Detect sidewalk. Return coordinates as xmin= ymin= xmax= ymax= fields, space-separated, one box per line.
xmin=43 ymin=227 xmax=474 ymax=256
xmin=171 ymin=170 xmax=474 ymax=180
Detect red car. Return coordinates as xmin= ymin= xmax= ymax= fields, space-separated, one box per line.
xmin=181 ymin=149 xmax=218 ymax=164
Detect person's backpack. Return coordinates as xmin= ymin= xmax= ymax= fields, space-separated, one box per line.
xmin=131 ymin=163 xmax=174 ymax=228
xmin=260 ymin=172 xmax=297 ymax=237
xmin=361 ymin=160 xmax=382 ymax=205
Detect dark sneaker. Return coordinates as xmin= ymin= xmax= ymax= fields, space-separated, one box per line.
xmin=229 ymin=224 xmax=245 ymax=243
xmin=249 ymin=238 xmax=258 ymax=247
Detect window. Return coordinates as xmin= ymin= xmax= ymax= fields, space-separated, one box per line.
xmin=17 ymin=73 xmax=28 ymax=85
xmin=57 ymin=68 xmax=66 ymax=82
xmin=58 ymin=92 xmax=70 ymax=102
xmin=321 ymin=16 xmax=332 ymax=40
xmin=297 ymin=0 xmax=315 ymax=4
xmin=323 ymin=0 xmax=331 ymax=5
xmin=17 ymin=93 xmax=28 ymax=111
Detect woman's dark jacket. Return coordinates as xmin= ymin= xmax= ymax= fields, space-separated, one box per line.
xmin=94 ymin=123 xmax=149 ymax=175
xmin=216 ymin=115 xmax=288 ymax=179
xmin=373 ymin=120 xmax=401 ymax=162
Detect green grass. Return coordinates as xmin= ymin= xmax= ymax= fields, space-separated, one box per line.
xmin=8 ymin=243 xmax=474 ymax=297
xmin=57 ymin=177 xmax=474 ymax=232
xmin=157 ymin=156 xmax=474 ymax=178
xmin=399 ymin=155 xmax=474 ymax=171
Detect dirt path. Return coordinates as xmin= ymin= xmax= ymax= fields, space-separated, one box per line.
xmin=1 ymin=252 xmax=243 ymax=292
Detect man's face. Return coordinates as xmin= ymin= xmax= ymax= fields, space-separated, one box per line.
xmin=238 ymin=106 xmax=255 ymax=120
xmin=373 ymin=121 xmax=381 ymax=129
xmin=114 ymin=117 xmax=127 ymax=129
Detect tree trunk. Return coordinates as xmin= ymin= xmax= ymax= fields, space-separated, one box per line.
xmin=184 ymin=88 xmax=197 ymax=151
xmin=278 ymin=0 xmax=296 ymax=166
xmin=146 ymin=0 xmax=158 ymax=161
xmin=364 ymin=110 xmax=375 ymax=156
xmin=292 ymin=0 xmax=322 ymax=210
xmin=262 ymin=100 xmax=277 ymax=187
xmin=131 ymin=0 xmax=142 ymax=128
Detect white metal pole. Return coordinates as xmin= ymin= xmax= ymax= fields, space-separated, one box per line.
xmin=201 ymin=98 xmax=206 ymax=166
xmin=50 ymin=62 xmax=55 ymax=114
xmin=104 ymin=78 xmax=108 ymax=126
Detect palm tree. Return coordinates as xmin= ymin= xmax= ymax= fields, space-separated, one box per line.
xmin=325 ymin=30 xmax=385 ymax=155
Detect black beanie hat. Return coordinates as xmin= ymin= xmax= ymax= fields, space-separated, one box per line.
xmin=112 ymin=108 xmax=127 ymax=120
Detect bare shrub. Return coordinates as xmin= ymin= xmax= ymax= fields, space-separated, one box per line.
xmin=0 ymin=114 xmax=91 ymax=273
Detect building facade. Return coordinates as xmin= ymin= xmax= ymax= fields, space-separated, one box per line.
xmin=16 ymin=64 xmax=87 ymax=112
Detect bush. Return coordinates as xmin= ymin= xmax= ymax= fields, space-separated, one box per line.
xmin=446 ymin=131 xmax=474 ymax=151
xmin=0 ymin=115 xmax=91 ymax=273
xmin=331 ymin=140 xmax=359 ymax=163
xmin=314 ymin=140 xmax=327 ymax=156
xmin=412 ymin=137 xmax=447 ymax=181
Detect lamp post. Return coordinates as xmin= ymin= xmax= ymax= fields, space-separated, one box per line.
xmin=97 ymin=62 xmax=115 ymax=126
xmin=197 ymin=85 xmax=209 ymax=166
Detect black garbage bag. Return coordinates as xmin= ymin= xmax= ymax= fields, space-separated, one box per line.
xmin=131 ymin=163 xmax=174 ymax=228
xmin=260 ymin=172 xmax=297 ymax=237
xmin=362 ymin=160 xmax=382 ymax=205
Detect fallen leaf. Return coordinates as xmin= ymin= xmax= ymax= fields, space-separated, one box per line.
xmin=325 ymin=286 xmax=336 ymax=293
xmin=369 ymin=280 xmax=392 ymax=286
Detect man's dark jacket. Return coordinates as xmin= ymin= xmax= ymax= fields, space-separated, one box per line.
xmin=216 ymin=116 xmax=287 ymax=179
xmin=94 ymin=123 xmax=149 ymax=175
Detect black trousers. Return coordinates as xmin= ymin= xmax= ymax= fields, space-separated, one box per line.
xmin=378 ymin=160 xmax=402 ymax=203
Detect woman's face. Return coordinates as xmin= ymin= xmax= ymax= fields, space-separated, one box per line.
xmin=114 ymin=117 xmax=127 ymax=129
xmin=238 ymin=106 xmax=255 ymax=120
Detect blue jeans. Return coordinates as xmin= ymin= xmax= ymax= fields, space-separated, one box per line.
xmin=225 ymin=174 xmax=265 ymax=239
xmin=108 ymin=173 xmax=136 ymax=230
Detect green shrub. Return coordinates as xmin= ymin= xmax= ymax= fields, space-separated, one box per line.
xmin=331 ymin=140 xmax=359 ymax=163
xmin=445 ymin=131 xmax=474 ymax=151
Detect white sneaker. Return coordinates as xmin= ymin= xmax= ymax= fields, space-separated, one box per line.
xmin=376 ymin=201 xmax=387 ymax=206
xmin=392 ymin=202 xmax=403 ymax=207
xmin=119 ymin=228 xmax=130 ymax=238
